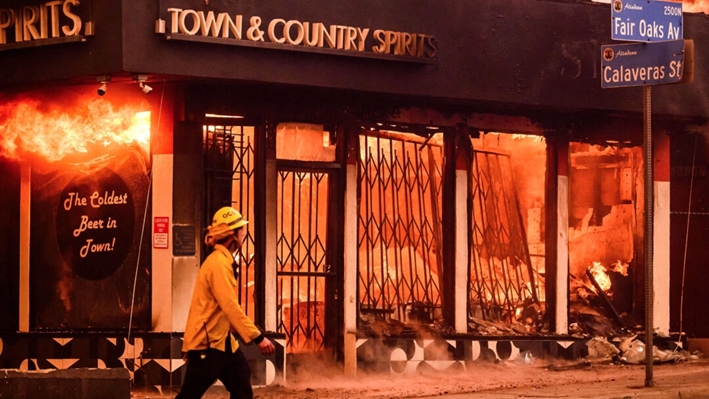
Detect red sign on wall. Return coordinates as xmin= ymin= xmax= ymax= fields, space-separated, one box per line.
xmin=153 ymin=216 xmax=169 ymax=249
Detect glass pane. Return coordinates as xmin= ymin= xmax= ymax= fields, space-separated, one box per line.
xmin=276 ymin=123 xmax=336 ymax=162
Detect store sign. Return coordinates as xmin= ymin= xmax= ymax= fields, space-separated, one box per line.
xmin=0 ymin=0 xmax=91 ymax=50
xmin=157 ymin=8 xmax=438 ymax=63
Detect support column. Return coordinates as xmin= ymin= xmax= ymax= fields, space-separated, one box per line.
xmin=151 ymin=95 xmax=175 ymax=332
xmin=557 ymin=141 xmax=570 ymax=335
xmin=19 ymin=162 xmax=30 ymax=332
xmin=653 ymin=131 xmax=671 ymax=336
xmin=263 ymin=122 xmax=278 ymax=332
xmin=171 ymin=121 xmax=203 ymax=332
xmin=441 ymin=130 xmax=457 ymax=327
xmin=546 ymin=139 xmax=569 ymax=335
xmin=454 ymin=126 xmax=471 ymax=333
xmin=152 ymin=153 xmax=174 ymax=332
xmin=343 ymin=127 xmax=359 ymax=377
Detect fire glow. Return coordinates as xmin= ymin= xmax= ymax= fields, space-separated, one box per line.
xmin=588 ymin=260 xmax=630 ymax=293
xmin=589 ymin=262 xmax=612 ymax=292
xmin=0 ymin=99 xmax=150 ymax=162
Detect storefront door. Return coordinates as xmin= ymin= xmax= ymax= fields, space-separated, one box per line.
xmin=274 ymin=123 xmax=341 ymax=356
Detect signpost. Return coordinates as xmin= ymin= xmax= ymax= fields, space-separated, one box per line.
xmin=601 ymin=40 xmax=685 ymax=88
xmin=603 ymin=0 xmax=691 ymax=389
xmin=612 ymin=0 xmax=683 ymax=42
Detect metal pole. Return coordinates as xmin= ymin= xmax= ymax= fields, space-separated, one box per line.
xmin=643 ymin=85 xmax=654 ymax=387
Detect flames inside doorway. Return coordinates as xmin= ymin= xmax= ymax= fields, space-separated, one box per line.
xmin=568 ymin=142 xmax=642 ymax=337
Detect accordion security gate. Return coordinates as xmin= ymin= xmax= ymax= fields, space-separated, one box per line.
xmin=357 ymin=132 xmax=543 ymax=331
xmin=202 ymin=122 xmax=257 ymax=318
xmin=275 ymin=169 xmax=330 ymax=353
xmin=203 ymin=121 xmax=333 ymax=354
xmin=468 ymin=148 xmax=542 ymax=327
xmin=357 ymin=132 xmax=443 ymax=323
xmin=202 ymin=124 xmax=544 ymax=351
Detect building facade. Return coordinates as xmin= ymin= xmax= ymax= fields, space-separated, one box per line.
xmin=0 ymin=0 xmax=707 ymax=388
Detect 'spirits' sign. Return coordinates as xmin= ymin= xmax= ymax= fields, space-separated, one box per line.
xmin=0 ymin=0 xmax=89 ymax=46
xmin=158 ymin=8 xmax=438 ymax=62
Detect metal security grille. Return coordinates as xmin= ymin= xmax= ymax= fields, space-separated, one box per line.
xmin=468 ymin=148 xmax=541 ymax=325
xmin=276 ymin=170 xmax=329 ymax=353
xmin=357 ymin=132 xmax=443 ymax=323
xmin=202 ymin=122 xmax=256 ymax=318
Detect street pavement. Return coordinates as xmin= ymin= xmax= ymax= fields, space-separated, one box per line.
xmin=132 ymin=360 xmax=709 ymax=399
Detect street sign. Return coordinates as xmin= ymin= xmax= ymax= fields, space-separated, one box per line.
xmin=612 ymin=0 xmax=682 ymax=42
xmin=601 ymin=40 xmax=684 ymax=88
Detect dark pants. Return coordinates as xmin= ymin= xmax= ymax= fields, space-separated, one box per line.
xmin=175 ymin=346 xmax=253 ymax=399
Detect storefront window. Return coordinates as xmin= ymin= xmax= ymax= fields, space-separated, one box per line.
xmin=276 ymin=123 xmax=335 ymax=162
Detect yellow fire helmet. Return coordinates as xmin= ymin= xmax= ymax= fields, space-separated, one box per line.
xmin=204 ymin=206 xmax=248 ymax=246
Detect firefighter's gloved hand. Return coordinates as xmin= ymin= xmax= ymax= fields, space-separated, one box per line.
xmin=258 ymin=337 xmax=275 ymax=356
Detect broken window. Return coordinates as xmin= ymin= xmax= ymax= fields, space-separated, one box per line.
xmin=568 ymin=142 xmax=641 ymax=336
xmin=468 ymin=133 xmax=547 ymax=335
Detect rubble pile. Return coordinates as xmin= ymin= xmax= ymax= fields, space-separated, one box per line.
xmin=584 ymin=334 xmax=705 ymax=365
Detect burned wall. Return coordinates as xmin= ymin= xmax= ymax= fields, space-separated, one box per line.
xmin=30 ymin=147 xmax=151 ymax=330
xmin=670 ymin=132 xmax=709 ymax=337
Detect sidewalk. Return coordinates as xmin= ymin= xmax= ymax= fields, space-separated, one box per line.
xmin=131 ymin=360 xmax=709 ymax=399
xmin=415 ymin=362 xmax=709 ymax=399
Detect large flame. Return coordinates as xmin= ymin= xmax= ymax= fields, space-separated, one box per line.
xmin=0 ymin=99 xmax=150 ymax=162
xmin=681 ymin=0 xmax=709 ymax=13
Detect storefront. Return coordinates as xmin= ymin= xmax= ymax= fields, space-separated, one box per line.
xmin=1 ymin=0 xmax=708 ymax=389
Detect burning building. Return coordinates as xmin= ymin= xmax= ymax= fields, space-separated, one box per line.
xmin=0 ymin=0 xmax=708 ymax=390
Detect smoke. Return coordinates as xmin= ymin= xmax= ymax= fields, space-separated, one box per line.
xmin=56 ymin=260 xmax=75 ymax=313
xmin=259 ymin=354 xmax=559 ymax=399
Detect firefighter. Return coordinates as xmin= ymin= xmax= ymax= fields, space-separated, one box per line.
xmin=176 ymin=206 xmax=275 ymax=399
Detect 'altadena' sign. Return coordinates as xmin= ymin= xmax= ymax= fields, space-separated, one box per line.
xmin=157 ymin=8 xmax=438 ymax=64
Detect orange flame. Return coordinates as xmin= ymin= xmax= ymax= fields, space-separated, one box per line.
xmin=0 ymin=99 xmax=150 ymax=162
xmin=589 ymin=261 xmax=612 ymax=292
xmin=611 ymin=260 xmax=629 ymax=276
xmin=681 ymin=0 xmax=709 ymax=13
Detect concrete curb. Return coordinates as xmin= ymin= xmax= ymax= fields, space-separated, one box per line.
xmin=0 ymin=368 xmax=130 ymax=399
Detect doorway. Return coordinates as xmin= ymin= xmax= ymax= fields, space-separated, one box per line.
xmin=275 ymin=123 xmax=342 ymax=357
